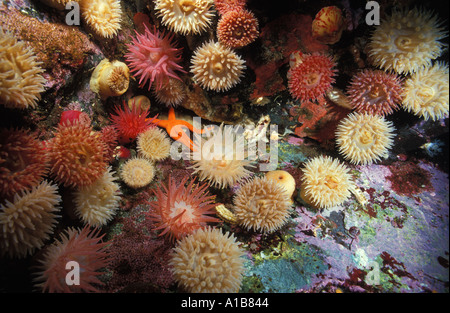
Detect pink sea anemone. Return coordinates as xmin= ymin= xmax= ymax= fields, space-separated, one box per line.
xmin=125 ymin=25 xmax=186 ymax=91
xmin=146 ymin=175 xmax=219 ymax=242
xmin=288 ymin=53 xmax=337 ymax=102
xmin=33 ymin=226 xmax=110 ymax=293
xmin=347 ymin=69 xmax=403 ymax=116
xmin=109 ymin=101 xmax=156 ymax=144
xmin=0 ymin=128 xmax=49 ymax=200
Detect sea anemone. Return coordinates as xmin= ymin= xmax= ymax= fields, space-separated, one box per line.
xmin=402 ymin=62 xmax=449 ymax=121
xmin=73 ymin=167 xmax=121 ymax=227
xmin=217 ymin=9 xmax=259 ymax=48
xmin=120 ymin=157 xmax=155 ymax=188
xmin=80 ymin=0 xmax=122 ymax=38
xmin=0 ymin=28 xmax=46 ymax=109
xmin=288 ymin=53 xmax=337 ymax=102
xmin=125 ymin=24 xmax=186 ymax=91
xmin=154 ymin=0 xmax=215 ymax=35
xmin=33 ymin=226 xmax=109 ymax=293
xmin=59 ymin=110 xmax=91 ymax=127
xmin=109 ymin=102 xmax=155 ymax=144
xmin=0 ymin=181 xmax=61 ymax=259
xmin=190 ymin=124 xmax=253 ymax=188
xmin=0 ymin=128 xmax=49 ymax=200
xmin=47 ymin=122 xmax=107 ymax=188
xmin=214 ymin=0 xmax=247 ymax=16
xmin=170 ymin=226 xmax=245 ymax=293
xmin=153 ymin=77 xmax=186 ymax=107
xmin=367 ymin=7 xmax=447 ymax=74
xmin=89 ymin=59 xmax=130 ymax=99
xmin=265 ymin=170 xmax=296 ymax=202
xmin=300 ymin=156 xmax=355 ymax=209
xmin=233 ymin=176 xmax=292 ymax=233
xmin=128 ymin=95 xmax=151 ymax=111
xmin=347 ymin=69 xmax=403 ymax=116
xmin=190 ymin=41 xmax=246 ymax=92
xmin=335 ymin=112 xmax=396 ymax=165
xmin=147 ymin=175 xmax=219 ymax=242
xmin=311 ymin=6 xmax=345 ymax=45
xmin=137 ymin=127 xmax=172 ymax=161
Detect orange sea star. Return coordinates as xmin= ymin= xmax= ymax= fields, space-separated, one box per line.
xmin=147 ymin=107 xmax=207 ymax=151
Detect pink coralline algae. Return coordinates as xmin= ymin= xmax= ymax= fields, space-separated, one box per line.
xmin=125 ymin=25 xmax=186 ymax=91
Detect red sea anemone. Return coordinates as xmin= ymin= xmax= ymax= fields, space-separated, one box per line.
xmin=33 ymin=226 xmax=109 ymax=293
xmin=288 ymin=53 xmax=337 ymax=102
xmin=47 ymin=122 xmax=107 ymax=188
xmin=217 ymin=9 xmax=259 ymax=48
xmin=347 ymin=69 xmax=403 ymax=116
xmin=147 ymin=175 xmax=219 ymax=242
xmin=109 ymin=101 xmax=156 ymax=144
xmin=99 ymin=125 xmax=119 ymax=163
xmin=125 ymin=25 xmax=186 ymax=91
xmin=59 ymin=110 xmax=91 ymax=126
xmin=0 ymin=128 xmax=49 ymax=200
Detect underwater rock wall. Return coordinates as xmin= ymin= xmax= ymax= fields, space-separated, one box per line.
xmin=0 ymin=0 xmax=448 ymax=293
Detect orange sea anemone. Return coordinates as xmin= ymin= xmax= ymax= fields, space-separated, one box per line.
xmin=147 ymin=175 xmax=219 ymax=242
xmin=170 ymin=226 xmax=245 ymax=292
xmin=217 ymin=9 xmax=259 ymax=48
xmin=47 ymin=122 xmax=107 ymax=188
xmin=0 ymin=128 xmax=49 ymax=200
xmin=33 ymin=226 xmax=109 ymax=293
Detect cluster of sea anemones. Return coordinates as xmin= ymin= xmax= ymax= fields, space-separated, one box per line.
xmin=232 ymin=176 xmax=292 ymax=233
xmin=401 ymin=62 xmax=449 ymax=121
xmin=367 ymin=7 xmax=447 ymax=75
xmin=0 ymin=28 xmax=46 ymax=110
xmin=190 ymin=41 xmax=246 ymax=92
xmin=288 ymin=52 xmax=337 ymax=102
xmin=347 ymin=69 xmax=403 ymax=116
xmin=170 ymin=226 xmax=245 ymax=293
xmin=147 ymin=175 xmax=219 ymax=242
xmin=154 ymin=0 xmax=215 ymax=35
xmin=33 ymin=226 xmax=109 ymax=292
xmin=125 ymin=25 xmax=186 ymax=91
